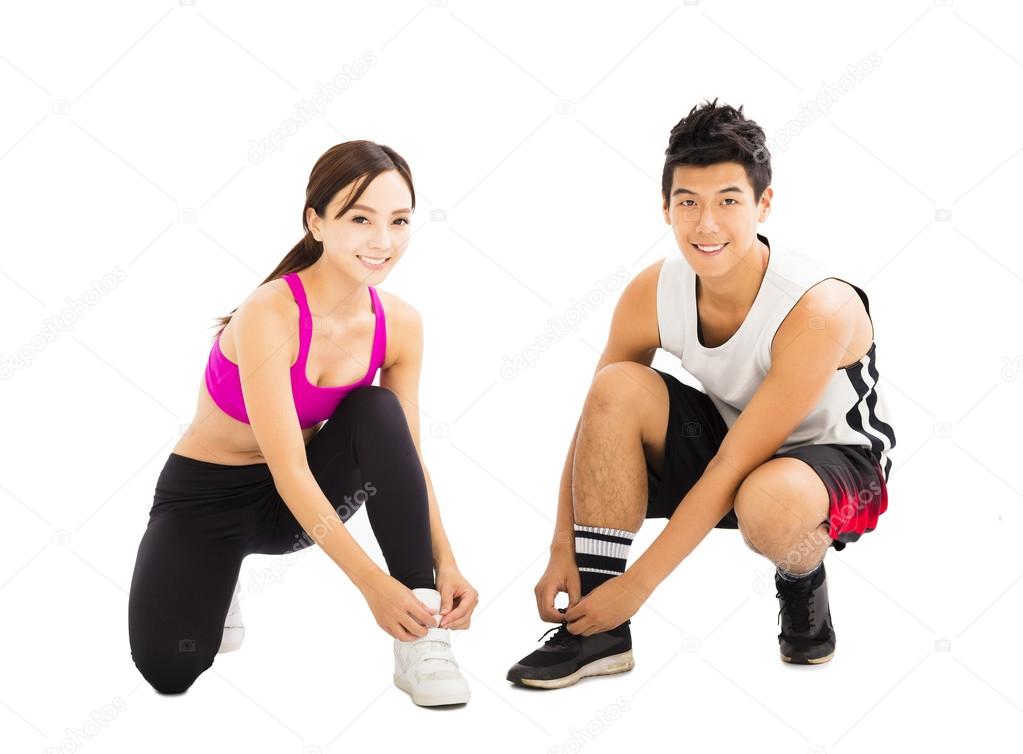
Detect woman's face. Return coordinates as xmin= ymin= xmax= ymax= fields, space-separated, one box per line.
xmin=307 ymin=169 xmax=413 ymax=281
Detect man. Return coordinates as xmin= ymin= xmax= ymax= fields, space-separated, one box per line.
xmin=506 ymin=98 xmax=896 ymax=689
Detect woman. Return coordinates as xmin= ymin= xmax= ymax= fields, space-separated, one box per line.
xmin=128 ymin=140 xmax=476 ymax=707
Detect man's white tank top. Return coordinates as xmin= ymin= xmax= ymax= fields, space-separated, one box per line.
xmin=656 ymin=233 xmax=896 ymax=481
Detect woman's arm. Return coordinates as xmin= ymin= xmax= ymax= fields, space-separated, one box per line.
xmin=234 ymin=288 xmax=388 ymax=588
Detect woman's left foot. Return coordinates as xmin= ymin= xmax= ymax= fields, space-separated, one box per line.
xmin=393 ymin=587 xmax=470 ymax=706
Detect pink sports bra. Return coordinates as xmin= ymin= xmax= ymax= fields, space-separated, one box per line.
xmin=204 ymin=272 xmax=386 ymax=428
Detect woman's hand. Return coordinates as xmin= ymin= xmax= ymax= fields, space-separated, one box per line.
xmin=436 ymin=564 xmax=478 ymax=630
xmin=534 ymin=547 xmax=581 ymax=623
xmin=358 ymin=572 xmax=438 ymax=641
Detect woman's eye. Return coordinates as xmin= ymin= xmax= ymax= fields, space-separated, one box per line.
xmin=353 ymin=216 xmax=369 ymax=224
xmin=394 ymin=217 xmax=409 ymax=225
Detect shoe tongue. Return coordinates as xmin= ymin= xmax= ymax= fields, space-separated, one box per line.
xmin=410 ymin=587 xmax=442 ymax=613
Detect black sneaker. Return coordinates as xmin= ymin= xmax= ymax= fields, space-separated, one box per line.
xmin=506 ymin=609 xmax=634 ymax=689
xmin=775 ymin=562 xmax=836 ymax=664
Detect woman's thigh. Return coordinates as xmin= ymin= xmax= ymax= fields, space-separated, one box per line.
xmin=250 ymin=387 xmax=385 ymax=556
xmin=128 ymin=510 xmax=244 ymax=694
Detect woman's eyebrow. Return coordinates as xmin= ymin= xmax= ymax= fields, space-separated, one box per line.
xmin=348 ymin=203 xmax=412 ymax=214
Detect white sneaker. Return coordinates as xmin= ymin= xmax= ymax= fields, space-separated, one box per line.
xmin=218 ymin=578 xmax=245 ymax=654
xmin=392 ymin=587 xmax=470 ymax=706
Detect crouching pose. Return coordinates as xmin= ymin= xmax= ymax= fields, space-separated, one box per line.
xmin=128 ymin=140 xmax=477 ymax=706
xmin=507 ymin=99 xmax=896 ymax=688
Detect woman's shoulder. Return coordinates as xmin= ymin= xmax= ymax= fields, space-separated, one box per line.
xmin=219 ymin=277 xmax=298 ymax=343
xmin=246 ymin=276 xmax=299 ymax=315
xmin=374 ymin=289 xmax=422 ymax=371
xmin=375 ymin=288 xmax=418 ymax=327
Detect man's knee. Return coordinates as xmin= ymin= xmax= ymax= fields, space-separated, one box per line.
xmin=734 ymin=459 xmax=826 ymax=554
xmin=585 ymin=363 xmax=653 ymax=415
xmin=739 ymin=526 xmax=763 ymax=555
xmin=736 ymin=459 xmax=826 ymax=526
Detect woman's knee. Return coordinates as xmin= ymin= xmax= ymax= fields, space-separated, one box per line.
xmin=131 ymin=642 xmax=213 ymax=695
xmin=335 ymin=385 xmax=404 ymax=422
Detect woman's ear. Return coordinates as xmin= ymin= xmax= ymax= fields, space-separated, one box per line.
xmin=306 ymin=207 xmax=322 ymax=241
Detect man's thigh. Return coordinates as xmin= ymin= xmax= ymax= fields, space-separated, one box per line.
xmin=643 ymin=369 xmax=734 ymax=527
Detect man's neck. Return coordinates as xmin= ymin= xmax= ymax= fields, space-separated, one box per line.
xmin=696 ymin=236 xmax=770 ymax=317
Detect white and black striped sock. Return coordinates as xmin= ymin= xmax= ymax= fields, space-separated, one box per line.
xmin=574 ymin=523 xmax=636 ymax=596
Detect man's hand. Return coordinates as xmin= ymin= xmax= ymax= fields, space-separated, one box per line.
xmin=562 ymin=571 xmax=651 ymax=636
xmin=534 ymin=548 xmax=582 ymax=623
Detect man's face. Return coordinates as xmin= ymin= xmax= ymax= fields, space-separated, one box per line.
xmin=662 ymin=161 xmax=772 ymax=277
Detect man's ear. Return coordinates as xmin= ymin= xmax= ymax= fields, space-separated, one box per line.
xmin=758 ymin=186 xmax=773 ymax=222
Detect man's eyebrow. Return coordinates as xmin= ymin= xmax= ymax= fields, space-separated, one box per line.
xmin=343 ymin=203 xmax=412 ymax=214
xmin=671 ymin=185 xmax=744 ymax=197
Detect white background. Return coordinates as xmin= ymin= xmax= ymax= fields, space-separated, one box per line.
xmin=1 ymin=1 xmax=1020 ymax=752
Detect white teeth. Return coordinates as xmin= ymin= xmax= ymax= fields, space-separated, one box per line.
xmin=696 ymin=243 xmax=725 ymax=252
xmin=357 ymin=255 xmax=388 ymax=266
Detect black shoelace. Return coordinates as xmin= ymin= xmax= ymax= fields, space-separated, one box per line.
xmin=776 ymin=580 xmax=814 ymax=634
xmin=537 ymin=623 xmax=578 ymax=647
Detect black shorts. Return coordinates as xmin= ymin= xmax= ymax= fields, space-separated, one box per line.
xmin=645 ymin=369 xmax=889 ymax=551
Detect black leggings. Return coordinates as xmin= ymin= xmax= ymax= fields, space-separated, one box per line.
xmin=128 ymin=386 xmax=434 ymax=694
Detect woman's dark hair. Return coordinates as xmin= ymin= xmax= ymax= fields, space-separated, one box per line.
xmin=661 ymin=97 xmax=771 ymax=207
xmin=211 ymin=140 xmax=415 ymax=340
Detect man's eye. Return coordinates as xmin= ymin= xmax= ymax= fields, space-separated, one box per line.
xmin=678 ymin=199 xmax=738 ymax=207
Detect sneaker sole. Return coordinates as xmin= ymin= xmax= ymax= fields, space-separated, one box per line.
xmin=218 ymin=627 xmax=244 ymax=654
xmin=516 ymin=650 xmax=635 ymax=689
xmin=781 ymin=648 xmax=834 ymax=665
xmin=393 ymin=673 xmax=470 ymax=706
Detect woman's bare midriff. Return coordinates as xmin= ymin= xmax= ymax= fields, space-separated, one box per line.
xmin=171 ymin=377 xmax=324 ymax=466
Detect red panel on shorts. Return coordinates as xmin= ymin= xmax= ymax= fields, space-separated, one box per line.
xmin=828 ymin=459 xmax=887 ymax=542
